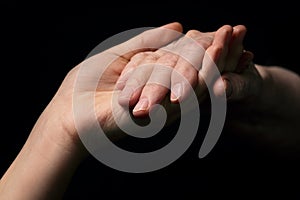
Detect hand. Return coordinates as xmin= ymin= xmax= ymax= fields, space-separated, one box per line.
xmin=117 ymin=24 xmax=247 ymax=118
xmin=46 ymin=22 xmax=185 ymax=152
xmin=219 ymin=60 xmax=300 ymax=158
xmin=0 ymin=22 xmax=184 ymax=200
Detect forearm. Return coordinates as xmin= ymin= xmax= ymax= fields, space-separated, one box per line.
xmin=0 ymin=106 xmax=86 ymax=200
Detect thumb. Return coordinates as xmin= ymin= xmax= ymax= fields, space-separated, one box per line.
xmin=160 ymin=21 xmax=183 ymax=32
xmin=213 ymin=69 xmax=262 ymax=101
xmin=109 ymin=22 xmax=183 ymax=60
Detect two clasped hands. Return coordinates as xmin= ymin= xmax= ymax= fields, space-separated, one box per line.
xmin=1 ymin=22 xmax=299 ymax=200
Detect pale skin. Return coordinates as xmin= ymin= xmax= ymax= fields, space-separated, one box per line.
xmin=0 ymin=22 xmax=216 ymax=200
xmin=0 ymin=22 xmax=299 ymax=199
xmin=0 ymin=22 xmax=184 ymax=200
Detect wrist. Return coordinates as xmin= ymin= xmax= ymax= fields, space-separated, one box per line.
xmin=0 ymin=102 xmax=87 ymax=200
xmin=31 ymin=99 xmax=89 ymax=162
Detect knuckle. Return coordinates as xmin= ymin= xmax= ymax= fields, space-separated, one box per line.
xmin=173 ymin=67 xmax=197 ymax=84
xmin=131 ymin=51 xmax=151 ymax=60
xmin=127 ymin=76 xmax=144 ymax=88
xmin=144 ymin=52 xmax=160 ymax=62
xmin=145 ymin=83 xmax=163 ymax=91
xmin=233 ymin=25 xmax=247 ymax=33
xmin=220 ymin=25 xmax=233 ymax=34
xmin=186 ymin=30 xmax=214 ymax=49
xmin=158 ymin=53 xmax=178 ymax=67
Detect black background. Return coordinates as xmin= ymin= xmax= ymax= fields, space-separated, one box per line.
xmin=1 ymin=1 xmax=299 ymax=199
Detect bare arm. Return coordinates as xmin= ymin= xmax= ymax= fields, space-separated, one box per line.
xmin=0 ymin=105 xmax=86 ymax=200
xmin=0 ymin=22 xmax=183 ymax=200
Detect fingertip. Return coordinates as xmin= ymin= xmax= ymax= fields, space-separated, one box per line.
xmin=170 ymin=83 xmax=182 ymax=103
xmin=170 ymin=93 xmax=180 ymax=103
xmin=132 ymin=110 xmax=149 ymax=118
xmin=161 ymin=22 xmax=183 ymax=33
xmin=132 ymin=98 xmax=150 ymax=117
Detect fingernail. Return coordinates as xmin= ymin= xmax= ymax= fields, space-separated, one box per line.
xmin=223 ymin=78 xmax=232 ymax=99
xmin=171 ymin=83 xmax=182 ymax=102
xmin=133 ymin=98 xmax=149 ymax=113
